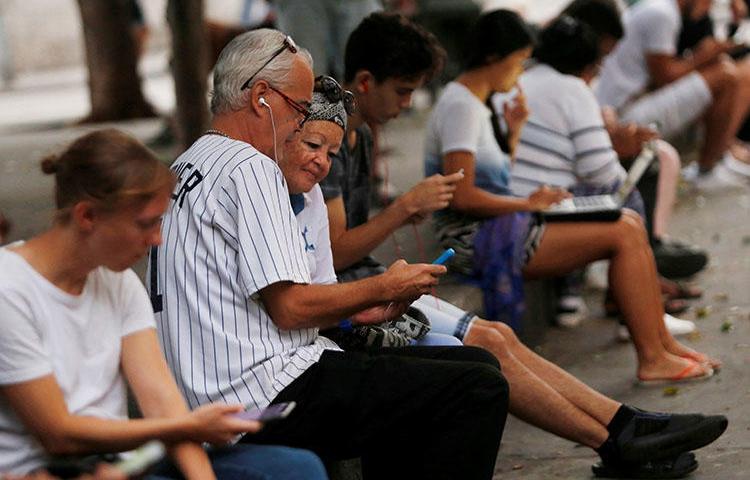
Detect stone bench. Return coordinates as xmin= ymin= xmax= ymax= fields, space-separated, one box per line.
xmin=434 ymin=274 xmax=555 ymax=347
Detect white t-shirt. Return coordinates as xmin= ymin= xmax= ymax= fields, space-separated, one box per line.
xmin=151 ymin=135 xmax=339 ymax=414
xmin=595 ymin=0 xmax=682 ymax=109
xmin=0 ymin=248 xmax=155 ymax=474
xmin=509 ymin=64 xmax=625 ymax=197
xmin=425 ymin=81 xmax=513 ymax=196
xmin=294 ymin=185 xmax=337 ymax=286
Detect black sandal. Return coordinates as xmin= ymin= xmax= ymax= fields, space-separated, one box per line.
xmin=663 ymin=280 xmax=703 ymax=300
xmin=592 ymin=452 xmax=698 ymax=479
xmin=604 ymin=291 xmax=690 ymax=316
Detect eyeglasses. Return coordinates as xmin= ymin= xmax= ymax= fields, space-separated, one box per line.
xmin=240 ymin=35 xmax=299 ymax=91
xmin=268 ymin=85 xmax=311 ymax=120
xmin=315 ymin=75 xmax=356 ymax=115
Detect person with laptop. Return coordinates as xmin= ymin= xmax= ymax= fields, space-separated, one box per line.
xmin=561 ymin=0 xmax=710 ymax=284
xmin=425 ymin=9 xmax=720 ymax=383
xmin=509 ymin=16 xmax=644 ymax=212
xmin=507 ymin=12 xmax=706 ymax=325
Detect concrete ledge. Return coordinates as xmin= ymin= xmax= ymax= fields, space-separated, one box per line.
xmin=435 ymin=274 xmax=555 ymax=347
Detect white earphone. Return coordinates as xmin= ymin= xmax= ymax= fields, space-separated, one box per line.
xmin=258 ymin=96 xmax=278 ymax=162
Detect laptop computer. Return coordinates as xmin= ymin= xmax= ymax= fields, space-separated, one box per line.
xmin=541 ymin=142 xmax=657 ymax=222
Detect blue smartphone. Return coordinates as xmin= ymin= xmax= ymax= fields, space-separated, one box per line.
xmin=234 ymin=401 xmax=296 ymax=423
xmin=432 ymin=248 xmax=455 ymax=265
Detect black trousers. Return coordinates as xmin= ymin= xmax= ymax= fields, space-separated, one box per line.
xmin=245 ymin=346 xmax=509 ymax=480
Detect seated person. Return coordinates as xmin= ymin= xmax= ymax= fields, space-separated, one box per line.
xmin=676 ymin=0 xmax=750 ymax=168
xmin=594 ymin=0 xmax=750 ymax=188
xmin=293 ymin=82 xmax=729 ymax=479
xmin=0 ymin=129 xmax=328 ymax=480
xmin=425 ymin=9 xmax=720 ymax=382
xmin=151 ymin=28 xmax=509 ymax=480
xmin=506 ymin=13 xmax=704 ymax=319
xmin=564 ymin=0 xmax=708 ymax=295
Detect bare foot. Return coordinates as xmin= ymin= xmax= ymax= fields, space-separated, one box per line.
xmin=730 ymin=141 xmax=750 ymax=164
xmin=637 ymin=352 xmax=712 ymax=382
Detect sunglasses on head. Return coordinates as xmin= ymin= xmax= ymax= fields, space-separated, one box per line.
xmin=315 ymin=75 xmax=356 ymax=115
xmin=240 ymin=35 xmax=298 ymax=91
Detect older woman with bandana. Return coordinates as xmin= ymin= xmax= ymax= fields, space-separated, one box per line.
xmin=281 ymin=78 xmax=460 ymax=346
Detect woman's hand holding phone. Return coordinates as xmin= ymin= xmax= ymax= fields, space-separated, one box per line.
xmin=186 ymin=403 xmax=262 ymax=444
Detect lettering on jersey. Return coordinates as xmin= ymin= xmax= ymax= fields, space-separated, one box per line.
xmin=301 ymin=226 xmax=315 ymax=252
xmin=171 ymin=162 xmax=204 ymax=208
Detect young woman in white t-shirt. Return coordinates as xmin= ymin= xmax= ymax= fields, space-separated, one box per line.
xmin=0 ymin=129 xmax=327 ymax=479
xmin=427 ymin=9 xmax=720 ymax=384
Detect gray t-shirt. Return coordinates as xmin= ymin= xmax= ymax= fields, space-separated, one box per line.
xmin=319 ymin=125 xmax=382 ymax=280
xmin=595 ymin=0 xmax=682 ymax=109
xmin=320 ymin=125 xmax=374 ymax=230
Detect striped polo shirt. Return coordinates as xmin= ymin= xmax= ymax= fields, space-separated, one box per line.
xmin=502 ymin=64 xmax=625 ymax=197
xmin=149 ymin=135 xmax=338 ymax=411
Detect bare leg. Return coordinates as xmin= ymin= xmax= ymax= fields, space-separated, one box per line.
xmin=652 ymin=140 xmax=680 ymax=239
xmin=697 ymin=59 xmax=750 ymax=171
xmin=463 ymin=323 xmax=609 ymax=448
xmin=471 ymin=319 xmax=619 ymax=424
xmin=523 ymin=210 xmax=710 ymax=380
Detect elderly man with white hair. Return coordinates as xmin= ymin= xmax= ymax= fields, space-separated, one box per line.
xmin=150 ymin=28 xmax=509 ymax=480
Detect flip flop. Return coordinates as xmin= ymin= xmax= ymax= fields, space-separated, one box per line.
xmin=592 ymin=452 xmax=698 ymax=479
xmin=637 ymin=361 xmax=714 ymax=386
xmin=681 ymin=352 xmax=722 ymax=371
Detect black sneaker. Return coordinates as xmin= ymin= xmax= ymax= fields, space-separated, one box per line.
xmin=616 ymin=413 xmax=728 ymax=463
xmin=653 ymin=238 xmax=708 ymax=279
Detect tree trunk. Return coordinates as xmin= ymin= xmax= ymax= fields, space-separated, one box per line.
xmin=168 ymin=0 xmax=210 ymax=150
xmin=76 ymin=0 xmax=156 ymax=122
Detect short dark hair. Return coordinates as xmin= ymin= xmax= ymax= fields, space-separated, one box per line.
xmin=344 ymin=12 xmax=446 ymax=84
xmin=562 ymin=0 xmax=624 ymax=41
xmin=464 ymin=9 xmax=536 ymax=71
xmin=534 ymin=15 xmax=599 ymax=76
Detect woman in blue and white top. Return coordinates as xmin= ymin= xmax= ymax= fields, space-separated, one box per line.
xmin=424 ymin=9 xmax=719 ymax=383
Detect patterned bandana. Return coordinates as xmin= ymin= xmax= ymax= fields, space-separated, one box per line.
xmin=306 ymin=91 xmax=347 ymax=130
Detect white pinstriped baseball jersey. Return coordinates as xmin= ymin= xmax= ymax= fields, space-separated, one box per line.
xmin=149 ymin=135 xmax=339 ymax=412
